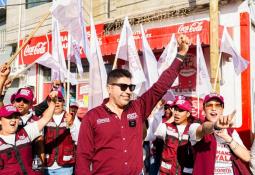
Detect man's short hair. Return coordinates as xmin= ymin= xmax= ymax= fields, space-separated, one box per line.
xmin=107 ymin=69 xmax=132 ymax=84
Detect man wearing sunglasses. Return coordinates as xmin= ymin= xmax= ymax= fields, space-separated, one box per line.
xmin=76 ymin=35 xmax=191 ymax=175
xmin=13 ymin=87 xmax=45 ymax=172
xmin=189 ymin=93 xmax=251 ymax=175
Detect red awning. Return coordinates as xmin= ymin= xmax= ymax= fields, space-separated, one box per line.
xmin=19 ymin=20 xmax=225 ymax=64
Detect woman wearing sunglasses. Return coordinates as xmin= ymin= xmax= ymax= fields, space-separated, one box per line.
xmin=0 ymin=90 xmax=57 ymax=175
xmin=13 ymin=87 xmax=46 ymax=172
xmin=76 ymin=35 xmax=191 ymax=175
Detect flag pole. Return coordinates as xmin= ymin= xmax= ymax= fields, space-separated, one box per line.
xmin=209 ymin=0 xmax=220 ymax=93
xmin=66 ymin=33 xmax=72 ymax=113
xmin=196 ymin=35 xmax=200 ymax=120
xmin=213 ymin=52 xmax=222 ymax=91
xmin=7 ymin=12 xmax=50 ymax=66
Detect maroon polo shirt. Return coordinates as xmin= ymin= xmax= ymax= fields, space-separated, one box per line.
xmin=76 ymin=58 xmax=183 ymax=175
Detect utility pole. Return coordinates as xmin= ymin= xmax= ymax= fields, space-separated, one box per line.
xmin=209 ymin=0 xmax=220 ymax=92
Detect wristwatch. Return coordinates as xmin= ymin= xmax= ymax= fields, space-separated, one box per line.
xmin=176 ymin=53 xmax=186 ymax=61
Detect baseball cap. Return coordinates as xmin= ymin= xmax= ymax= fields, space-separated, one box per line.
xmin=70 ymin=101 xmax=79 ymax=108
xmin=165 ymin=100 xmax=174 ymax=107
xmin=0 ymin=105 xmax=20 ymax=118
xmin=47 ymin=90 xmax=64 ymax=102
xmin=15 ymin=88 xmax=34 ymax=103
xmin=203 ymin=93 xmax=224 ymax=105
xmin=173 ymin=98 xmax=192 ymax=112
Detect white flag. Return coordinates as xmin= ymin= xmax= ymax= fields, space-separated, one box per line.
xmin=88 ymin=17 xmax=108 ymax=109
xmin=79 ymin=0 xmax=91 ymax=63
xmin=51 ymin=16 xmax=67 ymax=82
xmin=51 ymin=0 xmax=82 ymax=42
xmin=196 ymin=35 xmax=212 ymax=96
xmin=115 ymin=17 xmax=146 ymax=95
xmin=67 ymin=34 xmax=84 ymax=77
xmin=220 ymin=27 xmax=249 ymax=75
xmin=157 ymin=34 xmax=178 ymax=75
xmin=140 ymin=24 xmax=158 ymax=89
xmin=36 ymin=52 xmax=77 ymax=85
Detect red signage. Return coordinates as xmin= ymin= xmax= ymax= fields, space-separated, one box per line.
xmin=19 ymin=24 xmax=104 ymax=64
xmin=19 ymin=20 xmax=226 ymax=64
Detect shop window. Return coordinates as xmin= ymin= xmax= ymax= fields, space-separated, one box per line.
xmin=42 ymin=66 xmax=51 ymax=82
xmin=26 ymin=0 xmax=52 ymax=9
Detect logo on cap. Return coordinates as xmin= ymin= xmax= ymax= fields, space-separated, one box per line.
xmin=5 ymin=105 xmax=17 ymax=112
xmin=19 ymin=89 xmax=31 ymax=96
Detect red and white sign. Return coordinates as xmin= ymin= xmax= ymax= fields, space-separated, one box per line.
xmin=19 ymin=20 xmax=226 ymax=64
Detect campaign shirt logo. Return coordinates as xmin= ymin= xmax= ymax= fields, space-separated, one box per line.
xmin=97 ymin=118 xmax=110 ymax=124
xmin=127 ymin=113 xmax=137 ymax=120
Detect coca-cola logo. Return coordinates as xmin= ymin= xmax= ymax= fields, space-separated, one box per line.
xmin=24 ymin=42 xmax=47 ymax=56
xmin=178 ymin=21 xmax=203 ymax=33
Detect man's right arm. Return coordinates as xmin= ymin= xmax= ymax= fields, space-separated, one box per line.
xmin=76 ymin=113 xmax=94 ymax=175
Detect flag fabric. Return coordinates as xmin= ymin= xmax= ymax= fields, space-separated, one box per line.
xmin=51 ymin=0 xmax=82 ymax=43
xmin=67 ymin=33 xmax=84 ymax=77
xmin=78 ymin=0 xmax=91 ymax=63
xmin=140 ymin=24 xmax=158 ymax=89
xmin=36 ymin=52 xmax=77 ymax=85
xmin=220 ymin=27 xmax=249 ymax=75
xmin=196 ymin=35 xmax=212 ymax=96
xmin=51 ymin=16 xmax=68 ymax=82
xmin=88 ymin=17 xmax=108 ymax=109
xmin=157 ymin=34 xmax=178 ymax=75
xmin=115 ymin=17 xmax=146 ymax=95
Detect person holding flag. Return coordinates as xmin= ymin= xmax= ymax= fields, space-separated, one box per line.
xmin=76 ymin=34 xmax=191 ymax=175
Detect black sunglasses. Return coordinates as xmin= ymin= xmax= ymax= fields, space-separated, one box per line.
xmin=110 ymin=83 xmax=136 ymax=92
xmin=15 ymin=98 xmax=30 ymax=104
xmin=57 ymin=98 xmax=64 ymax=102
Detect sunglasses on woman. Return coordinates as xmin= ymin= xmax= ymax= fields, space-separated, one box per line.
xmin=15 ymin=98 xmax=30 ymax=104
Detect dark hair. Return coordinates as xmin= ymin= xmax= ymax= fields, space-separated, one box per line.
xmin=107 ymin=69 xmax=132 ymax=84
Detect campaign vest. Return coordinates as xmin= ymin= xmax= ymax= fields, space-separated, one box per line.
xmin=44 ymin=113 xmax=75 ymax=167
xmin=192 ymin=128 xmax=241 ymax=175
xmin=160 ymin=123 xmax=193 ymax=175
xmin=0 ymin=129 xmax=42 ymax=175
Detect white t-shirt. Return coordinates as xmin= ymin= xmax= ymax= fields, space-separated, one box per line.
xmin=20 ymin=112 xmax=33 ymax=125
xmin=0 ymin=122 xmax=40 ymax=145
xmin=189 ymin=123 xmax=244 ymax=175
xmin=155 ymin=123 xmax=187 ymax=141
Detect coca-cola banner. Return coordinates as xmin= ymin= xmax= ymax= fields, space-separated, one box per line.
xmin=19 ymin=24 xmax=104 ymax=64
xmin=20 ymin=20 xmax=225 ymax=64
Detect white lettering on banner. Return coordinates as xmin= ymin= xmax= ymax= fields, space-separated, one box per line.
xmin=24 ymin=42 xmax=47 ymax=56
xmin=178 ymin=22 xmax=203 ymax=33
